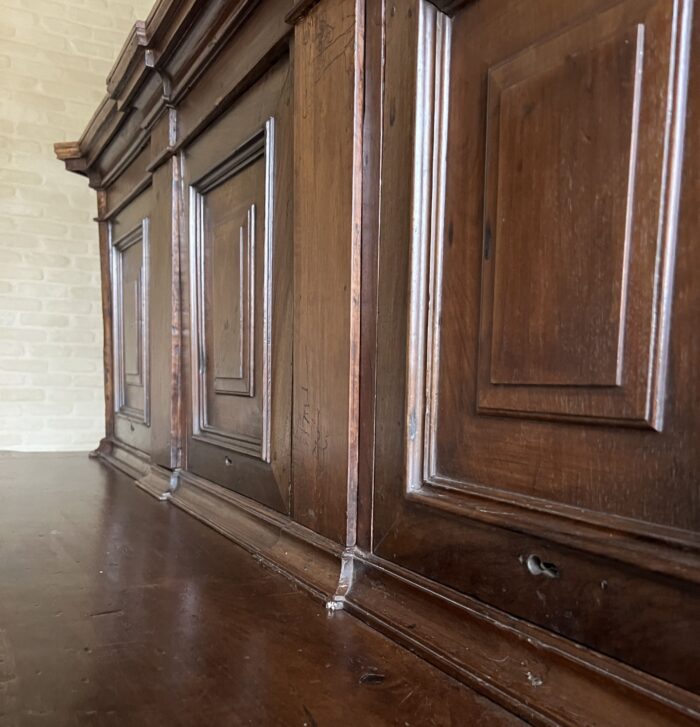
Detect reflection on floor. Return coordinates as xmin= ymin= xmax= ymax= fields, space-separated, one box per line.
xmin=0 ymin=452 xmax=521 ymax=726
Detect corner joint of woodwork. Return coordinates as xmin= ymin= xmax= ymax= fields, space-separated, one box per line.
xmin=54 ymin=141 xmax=93 ymax=179
xmin=428 ymin=0 xmax=471 ymax=15
xmin=285 ymin=0 xmax=322 ymax=26
xmin=326 ymin=548 xmax=356 ymax=610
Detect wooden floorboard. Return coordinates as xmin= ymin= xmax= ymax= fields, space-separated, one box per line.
xmin=0 ymin=452 xmax=522 ymax=727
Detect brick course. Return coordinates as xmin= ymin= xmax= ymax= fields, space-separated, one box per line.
xmin=0 ymin=0 xmax=153 ymax=451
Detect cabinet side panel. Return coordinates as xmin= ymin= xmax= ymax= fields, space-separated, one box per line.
xmin=292 ymin=0 xmax=363 ymax=544
xmin=150 ymin=158 xmax=180 ymax=468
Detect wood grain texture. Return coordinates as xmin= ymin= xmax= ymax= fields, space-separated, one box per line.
xmin=372 ymin=0 xmax=699 ymax=693
xmin=109 ymin=188 xmax=152 ymax=457
xmin=487 ymin=27 xmax=641 ymax=389
xmin=357 ymin=0 xmax=385 ymax=551
xmin=108 ymin=447 xmax=700 ymax=726
xmin=95 ymin=191 xmax=114 ymax=447
xmin=292 ymin=0 xmax=364 ymax=544
xmin=476 ymin=5 xmax=675 ymax=431
xmin=183 ymin=58 xmax=293 ymax=514
xmin=148 ymin=150 xmax=182 ymax=469
xmin=169 ymin=458 xmax=700 ymax=725
xmin=112 ymin=221 xmax=148 ymax=423
xmin=0 ymin=452 xmax=520 ymax=727
xmin=54 ymin=0 xmax=700 ymax=721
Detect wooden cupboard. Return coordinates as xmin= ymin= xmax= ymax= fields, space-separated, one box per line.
xmin=56 ymin=0 xmax=699 ymax=723
xmin=183 ymin=58 xmax=294 ymax=512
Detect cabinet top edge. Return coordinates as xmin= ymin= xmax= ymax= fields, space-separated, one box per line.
xmin=53 ymin=0 xmax=296 ymax=183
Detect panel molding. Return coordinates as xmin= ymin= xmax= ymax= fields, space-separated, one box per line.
xmin=189 ymin=119 xmax=275 ymax=462
xmin=484 ymin=23 xmax=644 ymax=391
xmin=124 ymin=275 xmax=144 ymax=387
xmin=475 ymin=3 xmax=679 ymax=430
xmin=212 ymin=202 xmax=256 ymax=398
xmin=403 ymin=0 xmax=699 ymax=575
xmin=405 ymin=0 xmax=451 ymax=493
xmin=111 ymin=218 xmax=150 ymax=425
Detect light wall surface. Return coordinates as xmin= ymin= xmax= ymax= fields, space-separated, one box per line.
xmin=0 ymin=0 xmax=154 ymax=451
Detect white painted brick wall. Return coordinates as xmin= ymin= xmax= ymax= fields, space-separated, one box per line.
xmin=0 ymin=0 xmax=154 ymax=451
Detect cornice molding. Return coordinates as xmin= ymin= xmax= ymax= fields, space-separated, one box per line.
xmin=54 ymin=0 xmax=280 ymax=184
xmin=54 ymin=141 xmax=82 ymax=162
xmin=106 ymin=20 xmax=148 ymax=102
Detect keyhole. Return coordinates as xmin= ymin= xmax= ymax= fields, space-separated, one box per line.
xmin=224 ymin=456 xmax=233 ymax=466
xmin=129 ymin=422 xmax=135 ymax=432
xmin=525 ymin=554 xmax=559 ymax=579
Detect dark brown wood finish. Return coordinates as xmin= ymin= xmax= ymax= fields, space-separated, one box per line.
xmin=53 ymin=0 xmax=700 ymax=723
xmin=292 ymin=0 xmax=364 ymax=546
xmin=372 ymin=0 xmax=699 ymax=693
xmin=148 ymin=145 xmax=182 ymax=471
xmin=0 ymin=452 xmax=521 ymax=726
xmin=94 ymin=191 xmax=114 ymax=451
xmin=108 ymin=187 xmax=152 ymax=460
xmin=357 ymin=0 xmax=385 ymax=552
xmin=183 ymin=58 xmax=294 ymax=513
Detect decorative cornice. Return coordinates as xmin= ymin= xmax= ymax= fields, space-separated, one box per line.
xmin=54 ymin=0 xmax=278 ymax=184
xmin=106 ymin=20 xmax=148 ymax=102
xmin=54 ymin=141 xmax=82 ymax=162
xmin=54 ymin=140 xmax=89 ymax=178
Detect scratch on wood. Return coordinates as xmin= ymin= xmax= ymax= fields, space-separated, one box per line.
xmin=89 ymin=608 xmax=124 ymax=618
xmin=302 ymin=704 xmax=319 ymax=726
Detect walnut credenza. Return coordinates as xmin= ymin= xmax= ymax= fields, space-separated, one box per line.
xmin=55 ymin=0 xmax=700 ymax=724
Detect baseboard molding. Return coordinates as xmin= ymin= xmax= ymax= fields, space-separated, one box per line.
xmin=107 ymin=461 xmax=700 ymax=726
xmin=136 ymin=464 xmax=175 ymax=501
xmin=95 ymin=438 xmax=150 ymax=481
xmin=170 ymin=470 xmax=344 ymax=601
xmin=347 ymin=555 xmax=700 ymax=727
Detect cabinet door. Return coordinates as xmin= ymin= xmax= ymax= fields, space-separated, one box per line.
xmin=373 ymin=0 xmax=698 ymax=691
xmin=110 ymin=189 xmax=152 ymax=455
xmin=184 ymin=59 xmax=293 ymax=513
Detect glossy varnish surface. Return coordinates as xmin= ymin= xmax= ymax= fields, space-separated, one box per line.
xmin=371 ymin=0 xmax=699 ymax=692
xmin=51 ymin=0 xmax=700 ymax=721
xmin=0 ymin=452 xmax=521 ymax=726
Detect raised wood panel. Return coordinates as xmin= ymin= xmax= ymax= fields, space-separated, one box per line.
xmin=112 ymin=219 xmax=150 ymax=425
xmin=404 ymin=0 xmax=697 ymax=534
xmin=373 ymin=0 xmax=699 ymax=692
xmin=184 ymin=57 xmax=293 ymax=514
xmin=124 ymin=277 xmax=142 ymax=385
xmin=477 ymin=4 xmax=672 ymax=430
xmin=190 ymin=124 xmax=272 ymax=460
xmin=211 ymin=202 xmax=255 ymax=397
xmin=488 ymin=26 xmax=641 ymax=389
xmin=55 ymin=0 xmax=700 ymax=720
xmin=107 ymin=178 xmax=152 ymax=457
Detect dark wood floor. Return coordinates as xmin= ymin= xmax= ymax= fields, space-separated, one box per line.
xmin=0 ymin=453 xmax=521 ymax=727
